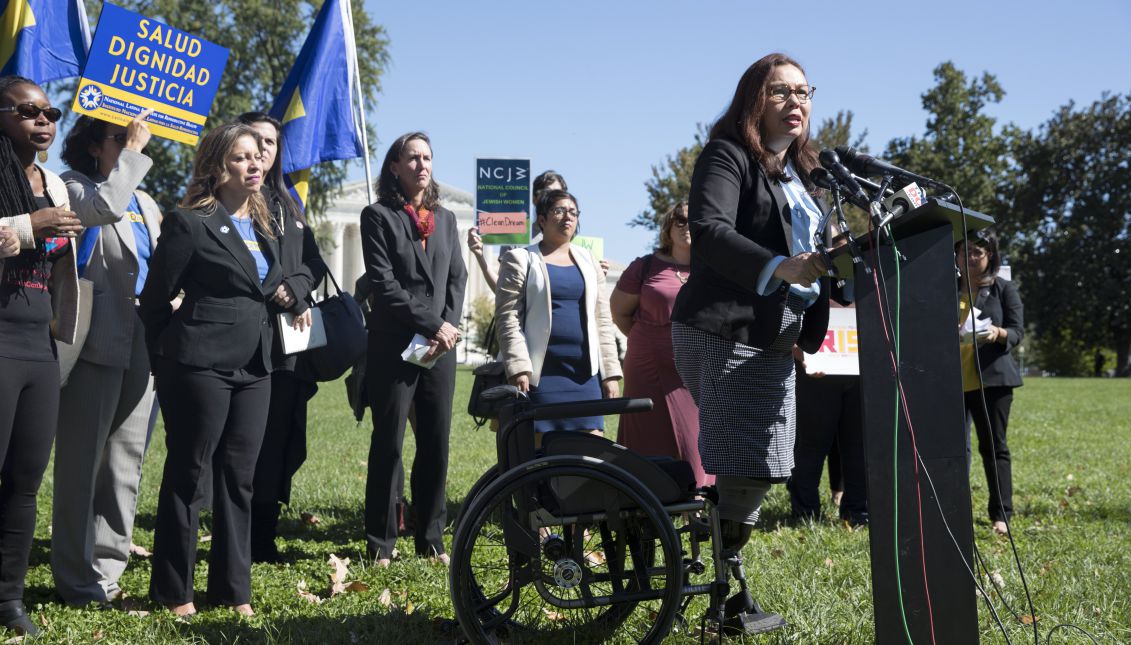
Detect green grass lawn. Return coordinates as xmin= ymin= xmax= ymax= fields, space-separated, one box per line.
xmin=25 ymin=374 xmax=1131 ymax=643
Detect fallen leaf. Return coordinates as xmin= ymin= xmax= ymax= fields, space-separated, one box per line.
xmin=200 ymin=534 xmax=212 ymax=543
xmin=130 ymin=543 xmax=152 ymax=558
xmin=378 ymin=588 xmax=392 ymax=607
xmin=344 ymin=581 xmax=369 ymax=593
xmin=1093 ymin=607 xmax=1102 ymax=617
xmin=1058 ymin=499 xmax=1069 ymax=510
xmin=302 ymin=512 xmax=321 ymax=526
xmin=126 ymin=610 xmax=150 ymax=618
xmin=1065 ymin=486 xmax=1079 ymax=497
xmin=824 ymin=558 xmax=834 ymax=568
xmin=405 ymin=600 xmax=415 ymax=615
xmin=990 ymin=572 xmax=1005 ymax=587
xmin=296 ymin=580 xmax=322 ymax=604
xmin=1065 ymin=474 xmax=1074 ymax=481
xmin=2 ymin=635 xmax=24 ymax=644
xmin=397 ymin=590 xmax=408 ymax=600
xmin=770 ymin=548 xmax=784 ymax=558
xmin=93 ymin=629 xmax=104 ymax=640
xmin=1020 ymin=615 xmax=1039 ymax=625
xmin=38 ymin=614 xmax=47 ymax=628
xmin=328 ymin=554 xmax=351 ymax=584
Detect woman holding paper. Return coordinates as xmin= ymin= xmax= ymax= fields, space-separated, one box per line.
xmin=360 ymin=131 xmax=466 ymax=566
xmin=0 ymin=74 xmax=82 ymax=637
xmin=956 ymin=230 xmax=1023 ymax=536
xmin=495 ymin=189 xmax=622 ymax=433
xmin=139 ymin=123 xmax=281 ymax=616
xmin=51 ymin=109 xmax=163 ymax=607
xmin=236 ymin=112 xmax=327 ymax=564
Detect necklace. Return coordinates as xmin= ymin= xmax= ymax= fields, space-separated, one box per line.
xmin=674 ymin=269 xmax=688 ymax=284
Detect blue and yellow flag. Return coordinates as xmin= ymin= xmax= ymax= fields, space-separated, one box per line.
xmin=269 ymin=0 xmax=364 ymax=208
xmin=1 ymin=0 xmax=90 ymax=83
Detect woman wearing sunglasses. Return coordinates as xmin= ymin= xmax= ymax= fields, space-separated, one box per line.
xmin=0 ymin=75 xmax=83 ymax=636
xmin=50 ymin=109 xmax=162 ymax=607
xmin=610 ymin=202 xmax=710 ymax=486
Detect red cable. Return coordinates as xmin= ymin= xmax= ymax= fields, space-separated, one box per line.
xmin=867 ymin=227 xmax=939 ymax=645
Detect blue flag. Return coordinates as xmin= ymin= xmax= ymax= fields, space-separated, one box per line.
xmin=269 ymin=0 xmax=364 ymax=207
xmin=1 ymin=0 xmax=90 ymax=83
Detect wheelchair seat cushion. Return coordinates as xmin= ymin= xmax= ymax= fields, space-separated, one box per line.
xmin=540 ymin=433 xmax=697 ymax=505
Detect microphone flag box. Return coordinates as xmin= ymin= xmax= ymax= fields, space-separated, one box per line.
xmin=476 ymin=158 xmax=531 ymax=245
xmin=71 ymin=3 xmax=230 ymax=145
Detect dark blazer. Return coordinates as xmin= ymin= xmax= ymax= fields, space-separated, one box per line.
xmin=359 ymin=201 xmax=467 ymax=349
xmin=264 ymin=189 xmax=327 ymax=371
xmin=139 ymin=203 xmax=283 ymax=372
xmin=968 ymin=276 xmax=1024 ymax=388
xmin=671 ymin=137 xmax=830 ymax=353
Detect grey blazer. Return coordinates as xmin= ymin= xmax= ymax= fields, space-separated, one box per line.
xmin=61 ymin=149 xmax=162 ymax=369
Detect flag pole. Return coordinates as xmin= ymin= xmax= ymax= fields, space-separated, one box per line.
xmin=342 ymin=0 xmax=375 ymax=206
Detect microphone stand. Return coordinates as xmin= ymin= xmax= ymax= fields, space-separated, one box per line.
xmin=867 ymin=174 xmax=906 ymax=262
xmin=817 ymin=174 xmax=868 ymax=283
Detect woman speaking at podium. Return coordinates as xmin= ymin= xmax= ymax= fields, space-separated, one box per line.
xmin=670 ymin=53 xmax=830 ymax=613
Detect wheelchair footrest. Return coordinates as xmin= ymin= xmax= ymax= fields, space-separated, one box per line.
xmin=724 ymin=610 xmax=788 ymax=635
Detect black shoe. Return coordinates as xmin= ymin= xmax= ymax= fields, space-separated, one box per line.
xmin=0 ymin=600 xmax=39 ymax=637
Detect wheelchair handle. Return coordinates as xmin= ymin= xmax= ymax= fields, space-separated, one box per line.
xmin=527 ymin=397 xmax=653 ymax=422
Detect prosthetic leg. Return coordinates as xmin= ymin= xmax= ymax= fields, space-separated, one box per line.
xmin=719 ymin=519 xmax=787 ymax=635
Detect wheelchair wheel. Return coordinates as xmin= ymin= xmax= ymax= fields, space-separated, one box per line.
xmin=450 ymin=455 xmax=683 ymax=644
xmin=454 ymin=465 xmax=499 ymax=534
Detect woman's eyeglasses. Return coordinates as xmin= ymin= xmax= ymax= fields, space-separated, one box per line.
xmin=549 ymin=206 xmax=580 ymax=219
xmin=0 ymin=103 xmax=62 ymax=122
xmin=767 ymin=85 xmax=815 ymax=103
xmin=672 ymin=217 xmax=689 ymax=229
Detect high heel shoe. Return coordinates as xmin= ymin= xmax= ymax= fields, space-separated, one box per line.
xmin=0 ymin=600 xmax=38 ymax=636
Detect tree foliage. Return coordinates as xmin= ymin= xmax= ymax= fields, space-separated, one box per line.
xmin=811 ymin=110 xmax=868 ymax=154
xmin=1006 ymin=93 xmax=1131 ymax=375
xmin=82 ymin=0 xmax=389 ymax=222
xmin=885 ymin=62 xmax=1016 ymax=216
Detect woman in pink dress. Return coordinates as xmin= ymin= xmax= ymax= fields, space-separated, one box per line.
xmin=611 ymin=203 xmax=711 ymax=486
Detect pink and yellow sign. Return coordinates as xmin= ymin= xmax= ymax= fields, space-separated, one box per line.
xmin=803 ymin=307 xmax=859 ymax=376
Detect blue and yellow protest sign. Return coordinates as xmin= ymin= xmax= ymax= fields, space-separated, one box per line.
xmin=475 ymin=158 xmax=531 ymax=245
xmin=71 ymin=3 xmax=228 ymax=145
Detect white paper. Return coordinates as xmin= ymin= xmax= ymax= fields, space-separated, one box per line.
xmin=278 ymin=309 xmax=326 ymax=355
xmin=960 ymin=305 xmax=992 ymax=341
xmin=401 ymin=333 xmax=439 ymax=369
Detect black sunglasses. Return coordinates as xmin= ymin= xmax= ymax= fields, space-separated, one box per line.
xmin=0 ymin=103 xmax=62 ymax=123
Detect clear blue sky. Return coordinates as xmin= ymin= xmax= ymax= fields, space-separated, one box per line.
xmin=358 ymin=0 xmax=1130 ymax=263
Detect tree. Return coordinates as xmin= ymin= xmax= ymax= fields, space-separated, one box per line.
xmin=81 ymin=0 xmax=389 ymax=222
xmin=632 ymin=111 xmax=867 ymax=232
xmin=1007 ymin=93 xmax=1131 ymax=375
xmin=884 ymin=62 xmax=1016 ymax=216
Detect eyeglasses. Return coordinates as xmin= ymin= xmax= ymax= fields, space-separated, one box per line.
xmin=97 ymin=133 xmax=129 ymax=144
xmin=0 ymin=103 xmax=62 ymax=122
xmin=549 ymin=206 xmax=580 ymax=219
xmin=672 ymin=217 xmax=688 ymax=229
xmin=767 ymin=85 xmax=815 ymax=103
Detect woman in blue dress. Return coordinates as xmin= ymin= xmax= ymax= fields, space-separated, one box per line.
xmin=495 ymin=190 xmax=621 ymax=432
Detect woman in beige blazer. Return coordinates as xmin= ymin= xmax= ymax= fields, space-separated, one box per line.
xmin=52 ymin=110 xmax=162 ymax=606
xmin=495 ymin=189 xmax=621 ymax=433
xmin=0 ymin=75 xmax=82 ymax=637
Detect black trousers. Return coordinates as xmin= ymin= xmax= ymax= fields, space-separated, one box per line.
xmin=252 ymin=370 xmax=316 ymax=507
xmin=364 ymin=346 xmax=455 ymax=558
xmin=965 ymin=387 xmax=1014 ymax=523
xmin=0 ymin=357 xmax=58 ymax=602
xmin=149 ymin=359 xmax=270 ymax=605
xmin=788 ymin=374 xmax=868 ymax=522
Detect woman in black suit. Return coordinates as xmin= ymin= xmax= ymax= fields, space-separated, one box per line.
xmin=236 ymin=112 xmax=327 ymax=563
xmin=360 ymin=131 xmax=466 ymax=566
xmin=670 ymin=53 xmax=829 ymax=622
xmin=139 ymin=123 xmax=281 ymax=617
xmin=957 ymin=230 xmax=1023 ymax=535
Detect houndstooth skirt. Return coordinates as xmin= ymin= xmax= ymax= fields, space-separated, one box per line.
xmin=672 ymin=292 xmax=806 ymax=479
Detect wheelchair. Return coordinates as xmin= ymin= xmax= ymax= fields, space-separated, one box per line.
xmin=449 ymin=385 xmax=788 ymax=644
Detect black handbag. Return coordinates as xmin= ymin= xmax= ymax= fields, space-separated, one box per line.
xmin=299 ymin=270 xmax=368 ymax=382
xmin=467 ymin=360 xmax=508 ymax=427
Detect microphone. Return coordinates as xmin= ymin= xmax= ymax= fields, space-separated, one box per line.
xmin=808 ymin=167 xmax=834 ymax=191
xmin=874 ymin=183 xmax=925 ymax=228
xmin=818 ymin=149 xmax=870 ymax=208
xmin=834 ymin=145 xmax=947 ymax=190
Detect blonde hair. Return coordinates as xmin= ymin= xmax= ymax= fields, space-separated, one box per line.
xmin=181 ymin=123 xmax=275 ymax=238
xmin=657 ymin=201 xmax=688 ymax=254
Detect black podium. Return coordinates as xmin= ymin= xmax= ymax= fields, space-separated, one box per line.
xmin=832 ymin=199 xmax=994 ymax=644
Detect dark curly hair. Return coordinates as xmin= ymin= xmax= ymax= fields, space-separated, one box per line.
xmin=0 ymin=75 xmax=40 ymax=220
xmin=376 ymin=131 xmax=439 ymax=211
xmin=60 ymin=116 xmax=112 ymax=178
